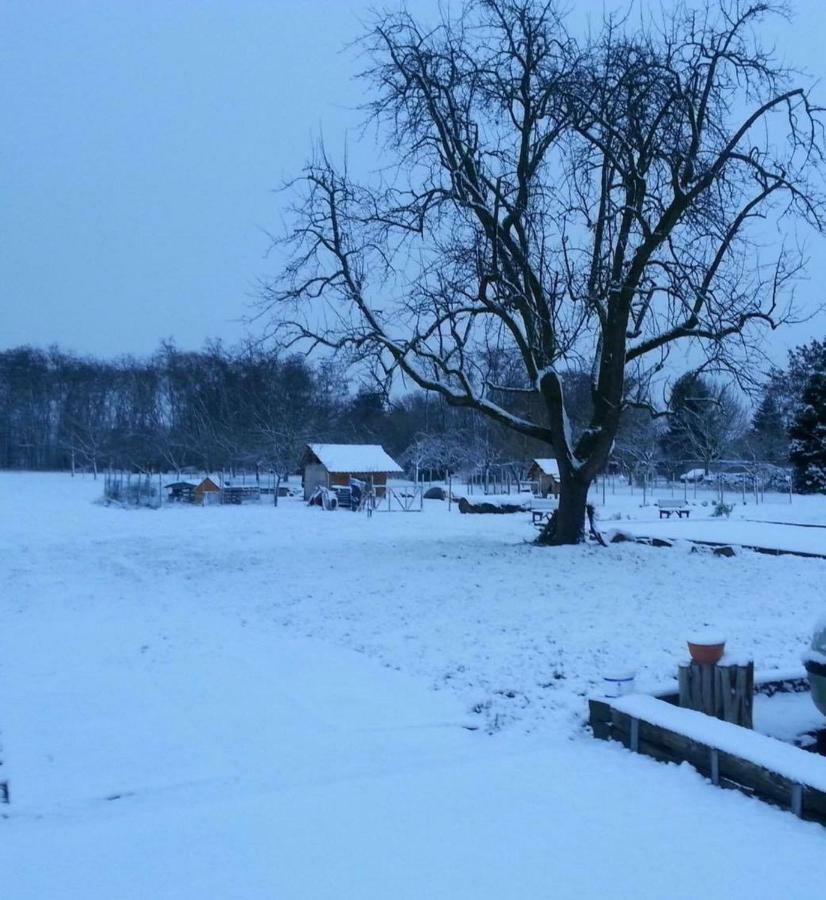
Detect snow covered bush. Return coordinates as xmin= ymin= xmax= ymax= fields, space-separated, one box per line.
xmin=712 ymin=501 xmax=734 ymax=518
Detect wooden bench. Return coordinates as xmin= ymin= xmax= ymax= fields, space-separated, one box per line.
xmin=656 ymin=498 xmax=690 ymax=519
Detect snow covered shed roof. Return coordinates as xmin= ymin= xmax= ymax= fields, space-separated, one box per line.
xmin=531 ymin=458 xmax=560 ymax=478
xmin=304 ymin=444 xmax=403 ymax=475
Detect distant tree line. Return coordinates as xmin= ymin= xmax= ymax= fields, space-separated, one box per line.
xmin=0 ymin=343 xmax=342 ymax=476
xmin=0 ymin=339 xmax=824 ymax=492
xmin=0 ymin=342 xmax=558 ymax=478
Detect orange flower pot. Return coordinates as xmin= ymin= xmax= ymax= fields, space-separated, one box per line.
xmin=687 ymin=640 xmax=726 ymax=665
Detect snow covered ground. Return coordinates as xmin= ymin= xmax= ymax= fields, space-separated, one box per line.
xmin=2 ymin=472 xmax=826 ymax=898
xmin=755 ymin=691 xmax=826 ymax=743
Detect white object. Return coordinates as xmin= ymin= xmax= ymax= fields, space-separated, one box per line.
xmin=686 ymin=631 xmax=726 ymax=646
xmin=603 ymin=671 xmax=636 ymax=698
xmin=306 ymin=443 xmax=403 ymax=474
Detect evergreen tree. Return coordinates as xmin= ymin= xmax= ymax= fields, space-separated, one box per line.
xmin=750 ymin=370 xmax=789 ymax=463
xmin=789 ymin=359 xmax=826 ymax=494
xmin=749 ymin=340 xmax=826 ymax=466
xmin=662 ymin=375 xmax=713 ymax=470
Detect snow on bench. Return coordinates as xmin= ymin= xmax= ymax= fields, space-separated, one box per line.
xmin=612 ymin=693 xmax=826 ymax=794
xmin=655 ymin=498 xmax=690 ymax=519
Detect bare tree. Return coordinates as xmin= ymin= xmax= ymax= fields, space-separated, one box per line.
xmin=614 ymin=407 xmax=663 ymax=488
xmin=680 ymin=383 xmax=749 ymax=473
xmin=401 ymin=433 xmax=442 ymax=483
xmin=265 ymin=0 xmax=824 ymax=542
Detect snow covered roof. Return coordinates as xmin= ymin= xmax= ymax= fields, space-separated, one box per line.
xmin=305 ymin=444 xmax=403 ymax=474
xmin=531 ymin=458 xmax=560 ymax=478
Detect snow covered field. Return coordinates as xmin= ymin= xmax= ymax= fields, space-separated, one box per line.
xmin=2 ymin=472 xmax=826 ymax=898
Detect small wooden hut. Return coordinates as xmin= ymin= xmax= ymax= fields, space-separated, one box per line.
xmin=301 ymin=444 xmax=403 ymax=500
xmin=193 ymin=476 xmax=221 ymax=505
xmin=527 ymin=458 xmax=561 ymax=497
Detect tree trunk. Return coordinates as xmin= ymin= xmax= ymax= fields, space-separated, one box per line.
xmin=543 ymin=473 xmax=591 ymax=545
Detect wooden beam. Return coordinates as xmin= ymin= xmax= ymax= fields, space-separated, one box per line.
xmin=605 ymin=703 xmax=826 ymax=825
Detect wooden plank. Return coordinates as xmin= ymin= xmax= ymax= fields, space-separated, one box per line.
xmin=701 ymin=664 xmax=715 ymax=716
xmin=678 ymin=660 xmax=753 ymax=727
xmin=588 ymin=698 xmax=612 ymax=727
xmin=612 ymin=712 xmax=715 ymax=779
xmin=591 ymin=720 xmax=613 ymax=741
xmin=803 ymin=785 xmax=826 ymax=822
xmin=716 ymin=749 xmax=794 ymax=809
xmin=658 ymin=674 xmax=808 ymax=707
xmin=677 ymin=666 xmax=690 ymax=710
xmin=716 ymin=662 xmax=754 ymax=728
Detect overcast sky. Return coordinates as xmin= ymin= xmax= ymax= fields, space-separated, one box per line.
xmin=3 ymin=0 xmax=825 ymax=362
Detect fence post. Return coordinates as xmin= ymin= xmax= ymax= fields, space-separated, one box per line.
xmin=629 ymin=717 xmax=639 ymax=753
xmin=0 ymin=729 xmax=8 ymax=804
xmin=791 ymin=783 xmax=804 ymax=817
xmin=678 ymin=659 xmax=754 ymax=728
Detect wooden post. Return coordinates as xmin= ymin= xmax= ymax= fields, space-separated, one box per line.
xmin=715 ymin=660 xmax=754 ymax=729
xmin=678 ymin=659 xmax=754 ymax=728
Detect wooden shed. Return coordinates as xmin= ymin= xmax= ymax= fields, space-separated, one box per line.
xmin=301 ymin=444 xmax=403 ymax=500
xmin=527 ymin=458 xmax=561 ymax=497
xmin=193 ymin=476 xmax=221 ymax=505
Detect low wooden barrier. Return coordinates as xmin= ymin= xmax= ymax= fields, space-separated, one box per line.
xmin=590 ymin=693 xmax=826 ymax=826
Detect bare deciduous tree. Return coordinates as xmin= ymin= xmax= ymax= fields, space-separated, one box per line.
xmin=263 ymin=0 xmax=825 ymax=543
xmin=669 ymin=378 xmax=749 ymax=473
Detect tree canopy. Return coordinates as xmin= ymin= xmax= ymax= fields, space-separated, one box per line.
xmin=266 ymin=0 xmax=825 ymax=542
